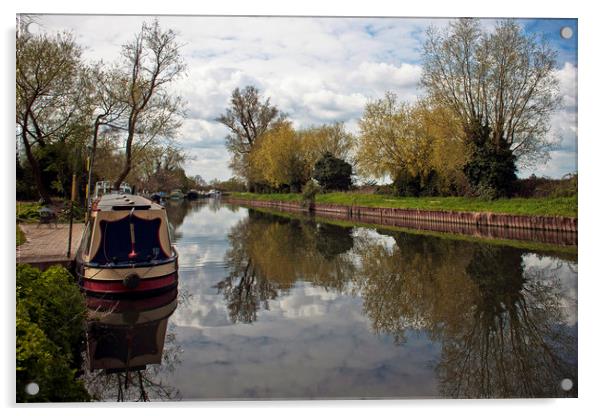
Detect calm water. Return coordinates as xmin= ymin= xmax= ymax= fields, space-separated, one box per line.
xmin=83 ymin=199 xmax=578 ymax=400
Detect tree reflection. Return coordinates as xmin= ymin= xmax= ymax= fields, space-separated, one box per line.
xmin=82 ymin=289 xmax=182 ymax=401
xmin=215 ymin=207 xmax=577 ymax=398
xmin=353 ymin=230 xmax=476 ymax=344
xmin=216 ymin=211 xmax=283 ymax=323
xmin=354 ymin=230 xmax=577 ymax=398
xmin=217 ymin=210 xmax=357 ymax=323
xmin=315 ymin=223 xmax=354 ymax=260
xmin=436 ymin=246 xmax=577 ymax=398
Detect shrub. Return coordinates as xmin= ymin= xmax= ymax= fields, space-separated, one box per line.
xmin=312 ymin=152 xmax=352 ymax=191
xmin=16 ymin=202 xmax=42 ymax=222
xmin=463 ymin=140 xmax=517 ymax=199
xmin=16 ymin=265 xmax=90 ymax=402
xmin=513 ymin=173 xmax=578 ymax=198
xmin=301 ymin=180 xmax=322 ymax=208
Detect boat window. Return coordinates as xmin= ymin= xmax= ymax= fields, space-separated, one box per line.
xmin=90 ymin=216 xmax=169 ymax=264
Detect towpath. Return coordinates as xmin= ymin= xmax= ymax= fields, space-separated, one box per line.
xmin=16 ymin=223 xmax=84 ymax=269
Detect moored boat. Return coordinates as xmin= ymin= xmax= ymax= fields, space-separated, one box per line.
xmin=76 ymin=194 xmax=178 ymax=297
xmin=169 ymin=189 xmax=184 ymax=200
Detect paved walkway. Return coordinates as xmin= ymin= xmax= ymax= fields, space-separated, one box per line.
xmin=16 ymin=223 xmax=84 ymax=265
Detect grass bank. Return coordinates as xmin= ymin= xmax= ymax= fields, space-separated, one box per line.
xmin=229 ymin=192 xmax=577 ymax=218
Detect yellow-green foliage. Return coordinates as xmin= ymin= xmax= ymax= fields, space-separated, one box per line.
xmin=250 ymin=121 xmax=310 ymax=189
xmin=249 ymin=121 xmax=355 ymax=191
xmin=357 ymin=93 xmax=468 ymax=194
xmin=16 ymin=264 xmax=90 ymax=402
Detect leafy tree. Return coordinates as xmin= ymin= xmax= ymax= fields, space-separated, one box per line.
xmin=422 ymin=18 xmax=561 ymax=196
xmin=357 ymin=93 xmax=467 ymax=196
xmin=312 ymin=152 xmax=352 ymax=191
xmin=298 ymin=122 xmax=355 ymax=168
xmin=16 ymin=27 xmax=85 ymax=203
xmin=357 ymin=93 xmax=437 ymax=188
xmin=126 ymin=143 xmax=190 ymax=192
xmin=249 ymin=121 xmax=309 ymax=192
xmin=217 ymin=86 xmax=285 ymax=182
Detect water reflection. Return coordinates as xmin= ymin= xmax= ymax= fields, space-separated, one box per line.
xmin=83 ymin=289 xmax=181 ymax=401
xmin=213 ymin=208 xmax=577 ymax=398
xmin=156 ymin=202 xmax=577 ymax=399
xmin=354 ymin=230 xmax=577 ymax=397
xmin=216 ymin=211 xmax=357 ymax=323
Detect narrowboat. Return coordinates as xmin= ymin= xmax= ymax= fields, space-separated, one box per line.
xmin=168 ymin=189 xmax=184 ymax=200
xmin=76 ymin=193 xmax=178 ymax=296
xmin=94 ymin=180 xmax=132 ymax=197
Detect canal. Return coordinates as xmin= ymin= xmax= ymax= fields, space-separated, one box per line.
xmin=83 ymin=199 xmax=578 ymax=400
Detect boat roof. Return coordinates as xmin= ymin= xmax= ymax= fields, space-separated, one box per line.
xmin=95 ymin=194 xmax=164 ymax=211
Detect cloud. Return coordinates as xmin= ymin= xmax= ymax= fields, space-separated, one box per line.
xmin=520 ymin=62 xmax=578 ymax=178
xmin=33 ymin=15 xmax=577 ymax=180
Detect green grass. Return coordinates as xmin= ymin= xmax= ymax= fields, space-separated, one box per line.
xmin=16 ymin=201 xmax=42 ymax=223
xmin=229 ymin=192 xmax=577 ymax=218
xmin=16 ymin=224 xmax=26 ymax=246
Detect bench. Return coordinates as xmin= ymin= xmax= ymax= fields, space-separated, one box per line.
xmin=37 ymin=206 xmax=58 ymax=228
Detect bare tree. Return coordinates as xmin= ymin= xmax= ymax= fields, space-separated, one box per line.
xmin=422 ymin=19 xmax=561 ymax=167
xmin=82 ymin=64 xmax=128 ymax=202
xmin=113 ymin=20 xmax=186 ymax=190
xmin=216 ymin=86 xmax=284 ymax=180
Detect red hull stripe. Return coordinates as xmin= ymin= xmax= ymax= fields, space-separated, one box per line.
xmin=85 ymin=288 xmax=178 ymax=311
xmin=82 ymin=273 xmax=177 ymax=294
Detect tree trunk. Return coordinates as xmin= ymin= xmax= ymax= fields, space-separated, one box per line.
xmin=21 ymin=132 xmax=52 ymax=204
xmin=113 ymin=139 xmax=133 ymax=190
xmin=114 ymin=116 xmax=137 ymax=190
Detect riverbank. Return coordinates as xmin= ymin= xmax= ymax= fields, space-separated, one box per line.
xmin=229 ymin=192 xmax=577 ymax=217
xmin=226 ymin=193 xmax=578 ymax=234
xmin=244 ymin=204 xmax=577 ymax=260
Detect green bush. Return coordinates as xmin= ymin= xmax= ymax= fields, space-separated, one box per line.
xmin=301 ymin=180 xmax=322 ymax=208
xmin=463 ymin=141 xmax=517 ymax=199
xmin=513 ymin=173 xmax=578 ymax=198
xmin=16 ymin=264 xmax=90 ymax=402
xmin=312 ymin=152 xmax=352 ymax=191
xmin=16 ymin=202 xmax=42 ymax=222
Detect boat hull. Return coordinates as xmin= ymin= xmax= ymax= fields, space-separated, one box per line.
xmin=78 ymin=260 xmax=178 ymax=298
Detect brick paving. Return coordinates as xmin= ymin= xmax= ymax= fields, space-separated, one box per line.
xmin=16 ymin=223 xmax=84 ymax=264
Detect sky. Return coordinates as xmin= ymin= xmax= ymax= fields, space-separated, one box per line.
xmin=27 ymin=15 xmax=578 ymax=181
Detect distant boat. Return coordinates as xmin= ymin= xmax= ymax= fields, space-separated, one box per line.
xmin=169 ymin=189 xmax=184 ymax=200
xmin=76 ymin=194 xmax=178 ymax=296
xmin=186 ymin=189 xmax=200 ymax=200
xmin=94 ymin=180 xmax=132 ymax=198
xmin=207 ymin=189 xmax=221 ymax=198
